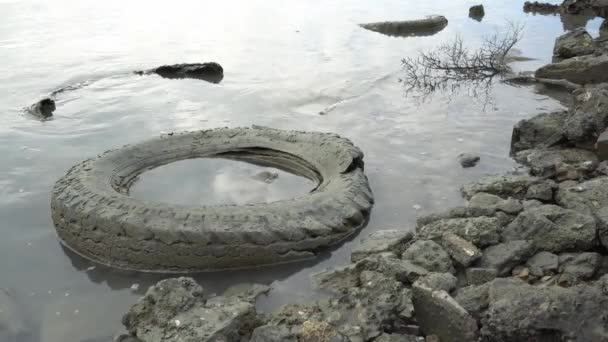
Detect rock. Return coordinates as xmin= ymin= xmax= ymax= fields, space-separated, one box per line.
xmin=415 ymin=272 xmax=458 ymax=292
xmin=27 ymin=98 xmax=55 ymax=118
xmin=510 ymin=111 xmax=568 ymax=154
xmin=564 ymin=84 xmax=608 ymax=145
xmin=416 ymin=206 xmax=494 ymax=228
xmin=559 ymin=252 xmax=601 ymax=280
xmin=439 ymin=233 xmax=482 ymax=267
xmin=458 ymin=153 xmax=480 ymax=168
xmin=358 ymin=255 xmax=429 ymax=284
xmin=465 ymin=268 xmax=497 ymax=285
xmin=601 ymin=19 xmax=608 ymax=39
xmin=313 ymin=264 xmax=361 ymax=292
xmin=480 ymin=278 xmax=608 ymax=341
xmin=453 ymin=283 xmax=490 ymax=320
xmin=461 ymin=174 xmax=542 ymax=200
xmin=513 ymin=148 xmax=598 ymax=180
xmin=402 ymin=240 xmax=454 ymax=274
xmin=425 ymin=336 xmax=440 ymax=342
xmin=412 ymin=284 xmax=479 ymax=342
xmin=535 ymin=54 xmax=608 ymax=84
xmin=137 ymin=62 xmax=224 ymax=83
xmin=523 ymin=1 xmax=560 ymax=14
xmin=468 ymin=5 xmax=485 ymax=21
xmin=502 ymin=205 xmax=597 ymax=253
xmin=351 ymin=230 xmax=413 ymax=262
xmin=250 ymin=325 xmax=296 ymax=342
xmin=522 ymin=199 xmax=544 ymax=210
xmin=468 ymin=192 xmax=523 ymax=215
xmin=597 ymin=128 xmax=608 ymax=160
xmin=525 ymin=181 xmax=555 ymax=201
xmin=360 ymin=15 xmax=448 ymax=38
xmin=556 ymin=177 xmax=608 ymax=248
xmin=417 ymin=216 xmax=501 ymax=247
xmin=553 ymin=28 xmax=596 ymax=59
xmin=0 ymin=289 xmax=28 ymax=342
xmin=122 ymin=277 xmax=263 ymax=342
xmin=374 ymin=333 xmax=420 ymax=342
xmin=479 ymin=240 xmax=536 ymax=276
xmin=526 ymin=251 xmax=559 ymax=277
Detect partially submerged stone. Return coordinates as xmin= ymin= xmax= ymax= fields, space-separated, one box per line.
xmin=122 ymin=277 xmax=263 ymax=342
xmin=553 ymin=28 xmax=596 ymax=59
xmin=461 ymin=174 xmax=541 ymax=200
xmin=27 ymin=98 xmax=55 ymax=119
xmin=360 ymin=15 xmax=448 ymax=38
xmin=502 ymin=205 xmax=597 ymax=253
xmin=481 ymin=278 xmax=608 ymax=341
xmin=412 ymin=284 xmax=479 ymax=342
xmin=136 ymin=62 xmax=224 ymax=83
xmin=479 ymin=240 xmax=536 ymax=276
xmin=513 ymin=148 xmax=598 ymax=180
xmin=417 ymin=216 xmax=501 ymax=247
xmin=439 ymin=233 xmax=482 ymax=267
xmin=526 ymin=251 xmax=559 ymax=277
xmin=458 ymin=153 xmax=480 ymax=168
xmin=510 ymin=111 xmax=568 ymax=154
xmin=535 ymin=54 xmax=608 ymax=84
xmin=468 ymin=5 xmax=485 ymax=21
xmin=402 ymin=240 xmax=454 ymax=274
xmin=351 ymin=230 xmax=413 ymax=262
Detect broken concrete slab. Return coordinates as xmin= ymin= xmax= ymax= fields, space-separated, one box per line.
xmin=439 ymin=233 xmax=482 ymax=267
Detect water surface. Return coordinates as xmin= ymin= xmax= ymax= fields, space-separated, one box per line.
xmin=0 ymin=0 xmax=604 ymax=341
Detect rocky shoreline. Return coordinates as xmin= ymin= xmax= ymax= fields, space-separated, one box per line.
xmin=111 ymin=22 xmax=608 ymax=342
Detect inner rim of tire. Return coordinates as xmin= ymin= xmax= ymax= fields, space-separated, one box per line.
xmin=111 ymin=147 xmax=324 ymax=195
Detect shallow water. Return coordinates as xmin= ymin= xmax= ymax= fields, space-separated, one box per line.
xmin=0 ymin=0 xmax=605 ymax=341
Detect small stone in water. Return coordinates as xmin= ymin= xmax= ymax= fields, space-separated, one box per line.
xmin=130 ymin=283 xmax=140 ymax=291
xmin=458 ymin=153 xmax=480 ymax=168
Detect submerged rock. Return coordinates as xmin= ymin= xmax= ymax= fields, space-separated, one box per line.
xmin=480 ymin=278 xmax=608 ymax=341
xmin=121 ymin=277 xmax=263 ymax=342
xmin=27 ymin=98 xmax=55 ymax=118
xmin=554 ymin=28 xmax=596 ymax=59
xmin=502 ymin=205 xmax=597 ymax=253
xmin=359 ymin=15 xmax=448 ymax=38
xmin=457 ymin=153 xmax=480 ymax=168
xmin=536 ymin=54 xmax=608 ymax=84
xmin=468 ymin=5 xmax=485 ymax=21
xmin=136 ymin=62 xmax=224 ymax=83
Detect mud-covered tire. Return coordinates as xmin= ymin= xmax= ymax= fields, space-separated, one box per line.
xmin=50 ymin=126 xmax=374 ymax=272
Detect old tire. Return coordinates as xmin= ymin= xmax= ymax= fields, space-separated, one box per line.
xmin=50 ymin=126 xmax=374 ymax=272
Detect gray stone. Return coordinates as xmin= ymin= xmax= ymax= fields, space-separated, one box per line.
xmin=461 ymin=174 xmax=542 ymax=200
xmin=479 ymin=240 xmax=536 ymax=276
xmin=439 ymin=233 xmax=482 ymax=267
xmin=360 ymin=16 xmax=448 ymax=38
xmin=373 ymin=333 xmax=420 ymax=342
xmin=250 ymin=325 xmax=296 ymax=342
xmin=416 ymin=206 xmax=494 ymax=228
xmin=412 ymin=284 xmax=479 ymax=342
xmin=415 ymin=272 xmax=458 ymax=292
xmin=525 ymin=181 xmax=555 ymax=201
xmin=417 ymin=216 xmax=501 ymax=247
xmin=559 ymin=252 xmax=601 ymax=280
xmin=526 ymin=251 xmax=559 ymax=277
xmin=458 ymin=153 xmax=480 ymax=168
xmin=502 ymin=205 xmax=597 ymax=253
xmin=402 ymin=240 xmax=454 ymax=274
xmin=351 ymin=230 xmax=413 ymax=262
xmin=535 ymin=54 xmax=608 ymax=84
xmin=554 ymin=28 xmax=596 ymax=59
xmin=358 ymin=255 xmax=429 ymax=284
xmin=468 ymin=192 xmax=523 ymax=215
xmin=122 ymin=277 xmax=263 ymax=342
xmin=26 ymin=97 xmax=56 ymax=118
xmin=453 ymin=283 xmax=490 ymax=320
xmin=522 ymin=199 xmax=544 ymax=210
xmin=513 ymin=148 xmax=598 ymax=180
xmin=510 ymin=111 xmax=568 ymax=154
xmin=465 ymin=268 xmax=497 ymax=285
xmin=564 ymin=84 xmax=608 ymax=145
xmin=480 ymin=278 xmax=608 ymax=341
xmin=597 ymin=128 xmax=608 ymax=161
xmin=556 ymin=176 xmax=608 ymax=248
xmin=312 ymin=264 xmax=361 ymax=292
xmin=0 ymin=289 xmax=28 ymax=342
